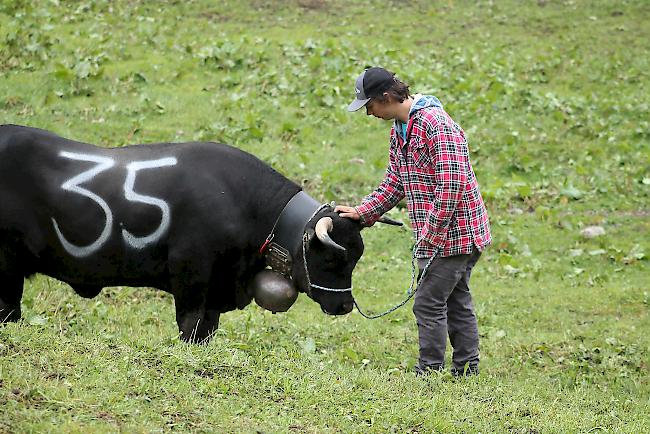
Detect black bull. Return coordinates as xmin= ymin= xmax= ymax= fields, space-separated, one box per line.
xmin=0 ymin=124 xmax=376 ymax=342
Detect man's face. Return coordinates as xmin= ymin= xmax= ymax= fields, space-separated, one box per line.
xmin=365 ymin=99 xmax=393 ymax=120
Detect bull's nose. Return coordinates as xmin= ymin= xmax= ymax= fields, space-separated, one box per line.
xmin=340 ymin=301 xmax=354 ymax=315
xmin=321 ymin=302 xmax=355 ymax=315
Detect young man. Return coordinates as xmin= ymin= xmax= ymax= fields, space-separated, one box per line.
xmin=335 ymin=67 xmax=491 ymax=376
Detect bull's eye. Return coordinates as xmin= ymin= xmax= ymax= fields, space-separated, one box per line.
xmin=321 ymin=254 xmax=344 ymax=271
xmin=325 ymin=250 xmax=348 ymax=266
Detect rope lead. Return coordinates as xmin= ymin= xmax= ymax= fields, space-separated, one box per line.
xmin=354 ymin=244 xmax=438 ymax=319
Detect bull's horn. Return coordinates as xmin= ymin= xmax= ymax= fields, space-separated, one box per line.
xmin=315 ymin=217 xmax=346 ymax=252
xmin=377 ymin=215 xmax=404 ymax=226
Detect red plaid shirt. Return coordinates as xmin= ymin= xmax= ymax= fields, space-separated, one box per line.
xmin=356 ymin=97 xmax=491 ymax=258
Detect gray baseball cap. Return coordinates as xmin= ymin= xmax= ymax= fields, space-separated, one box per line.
xmin=347 ymin=67 xmax=395 ymax=112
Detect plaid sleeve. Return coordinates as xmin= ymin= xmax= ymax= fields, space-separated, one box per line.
xmin=355 ymin=133 xmax=405 ymax=226
xmin=419 ymin=118 xmax=468 ymax=249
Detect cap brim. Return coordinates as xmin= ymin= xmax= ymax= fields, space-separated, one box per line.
xmin=347 ymin=97 xmax=371 ymax=112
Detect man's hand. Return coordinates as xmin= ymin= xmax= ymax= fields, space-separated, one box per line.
xmin=335 ymin=205 xmax=361 ymax=221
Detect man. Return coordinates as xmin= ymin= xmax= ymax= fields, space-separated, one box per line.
xmin=335 ymin=67 xmax=491 ymax=376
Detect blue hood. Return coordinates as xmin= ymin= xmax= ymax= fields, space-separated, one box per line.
xmin=410 ymin=94 xmax=443 ymax=115
xmin=395 ymin=94 xmax=443 ymax=135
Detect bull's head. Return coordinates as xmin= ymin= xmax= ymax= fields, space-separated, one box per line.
xmin=293 ymin=211 xmax=364 ymax=315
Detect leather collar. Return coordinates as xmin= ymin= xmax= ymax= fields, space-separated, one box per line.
xmin=260 ymin=191 xmax=323 ymax=277
xmin=272 ymin=191 xmax=321 ymax=255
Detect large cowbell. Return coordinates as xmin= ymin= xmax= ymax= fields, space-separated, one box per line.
xmin=248 ymin=269 xmax=298 ymax=313
xmin=253 ymin=192 xmax=321 ymax=313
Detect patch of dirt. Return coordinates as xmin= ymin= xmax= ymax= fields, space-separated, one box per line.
xmin=250 ymin=0 xmax=329 ymax=12
xmin=193 ymin=365 xmax=246 ymax=379
xmin=297 ymin=0 xmax=328 ymax=10
xmin=558 ymin=209 xmax=650 ymax=218
xmin=197 ymin=10 xmax=230 ymax=22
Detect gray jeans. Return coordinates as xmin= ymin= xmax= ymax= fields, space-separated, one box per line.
xmin=414 ymin=249 xmax=482 ymax=371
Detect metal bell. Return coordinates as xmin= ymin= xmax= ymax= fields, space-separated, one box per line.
xmin=249 ymin=269 xmax=298 ymax=313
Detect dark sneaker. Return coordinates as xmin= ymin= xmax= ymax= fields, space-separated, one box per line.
xmin=451 ymin=364 xmax=480 ymax=377
xmin=414 ymin=364 xmax=444 ymax=377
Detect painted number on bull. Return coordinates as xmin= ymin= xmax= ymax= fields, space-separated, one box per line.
xmin=52 ymin=152 xmax=178 ymax=257
xmin=52 ymin=152 xmax=115 ymax=258
xmin=122 ymin=158 xmax=177 ymax=250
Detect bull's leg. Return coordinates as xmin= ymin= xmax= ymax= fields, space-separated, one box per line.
xmin=168 ymin=254 xmax=224 ymax=343
xmin=173 ymin=287 xmax=220 ymax=344
xmin=0 ymin=274 xmax=24 ymax=323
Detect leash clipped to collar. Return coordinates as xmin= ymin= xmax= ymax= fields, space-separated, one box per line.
xmin=260 ymin=192 xmax=420 ymax=306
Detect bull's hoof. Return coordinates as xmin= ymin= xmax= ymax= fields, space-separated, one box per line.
xmin=175 ymin=308 xmax=219 ymax=345
xmin=72 ymin=284 xmax=103 ymax=299
xmin=0 ymin=305 xmax=21 ymax=323
xmin=179 ymin=330 xmax=214 ymax=345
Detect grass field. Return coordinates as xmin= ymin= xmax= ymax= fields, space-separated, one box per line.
xmin=1 ymin=0 xmax=649 ymax=432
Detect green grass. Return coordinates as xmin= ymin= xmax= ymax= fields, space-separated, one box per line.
xmin=1 ymin=0 xmax=649 ymax=432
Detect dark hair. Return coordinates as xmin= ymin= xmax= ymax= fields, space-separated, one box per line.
xmin=373 ymin=74 xmax=411 ymax=104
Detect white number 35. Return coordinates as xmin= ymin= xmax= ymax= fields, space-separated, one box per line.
xmin=51 ymin=151 xmax=178 ymax=258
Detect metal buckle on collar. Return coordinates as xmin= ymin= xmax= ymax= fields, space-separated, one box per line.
xmin=264 ymin=242 xmax=292 ymax=279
